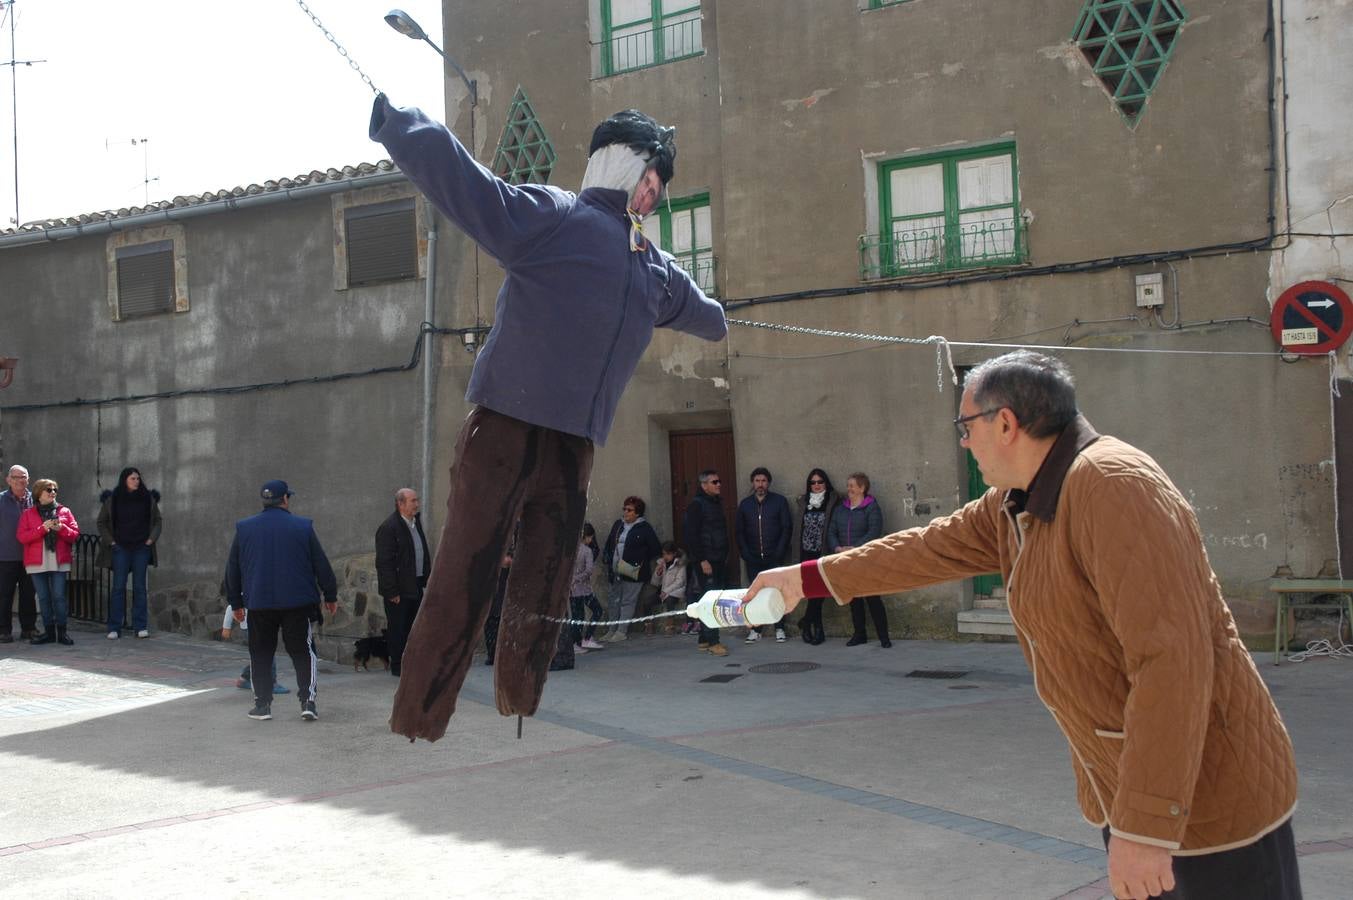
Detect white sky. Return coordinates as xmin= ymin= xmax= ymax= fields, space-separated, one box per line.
xmin=0 ymin=0 xmax=449 ymax=226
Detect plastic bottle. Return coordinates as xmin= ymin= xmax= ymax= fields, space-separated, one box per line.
xmin=686 ymin=588 xmax=786 ymax=629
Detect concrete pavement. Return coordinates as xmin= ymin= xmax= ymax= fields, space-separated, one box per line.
xmin=1 ymin=623 xmax=1350 ymax=899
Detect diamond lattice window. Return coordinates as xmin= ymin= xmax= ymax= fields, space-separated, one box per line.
xmin=491 ymin=88 xmax=557 ymax=185
xmin=1071 ymin=0 xmax=1187 ymax=124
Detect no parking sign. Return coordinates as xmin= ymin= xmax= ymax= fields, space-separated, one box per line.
xmin=1270 ymin=281 xmax=1353 ymax=355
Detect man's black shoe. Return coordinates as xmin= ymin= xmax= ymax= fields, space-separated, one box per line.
xmin=247 ymin=704 xmax=272 ymax=720
xmin=301 ymin=701 xmax=318 ymax=721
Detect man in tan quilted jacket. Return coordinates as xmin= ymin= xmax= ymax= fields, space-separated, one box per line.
xmin=747 ymin=350 xmax=1301 ymax=900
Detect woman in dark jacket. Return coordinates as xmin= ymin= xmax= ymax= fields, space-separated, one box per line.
xmin=600 ymin=495 xmax=662 ymax=642
xmin=828 ymin=471 xmax=890 ymax=647
xmin=795 ymin=468 xmax=840 ymax=645
xmin=96 ymin=467 xmax=163 ymax=639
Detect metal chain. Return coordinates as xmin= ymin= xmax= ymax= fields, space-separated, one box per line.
xmin=542 ymin=609 xmax=688 ymax=627
xmin=294 ymin=0 xmax=381 ymax=95
xmin=727 ymin=316 xmax=942 ymax=346
xmin=728 ymin=317 xmax=955 ymax=390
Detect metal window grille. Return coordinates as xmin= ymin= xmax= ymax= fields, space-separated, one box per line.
xmin=596 ymin=1 xmax=703 ymax=76
xmin=115 ymin=240 xmax=176 ymax=318
xmin=345 ymin=198 xmax=417 ymax=286
xmin=1071 ymin=0 xmax=1187 ymax=124
xmin=491 ymin=87 xmax=557 ymax=185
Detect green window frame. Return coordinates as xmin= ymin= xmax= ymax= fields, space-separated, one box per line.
xmin=657 ymin=193 xmax=716 ymax=297
xmin=598 ymin=0 xmax=703 ymax=76
xmin=867 ymin=0 xmax=915 ymax=8
xmin=863 ymin=144 xmax=1025 ymax=279
xmin=491 ymin=87 xmax=556 ymax=185
xmin=1070 ymin=0 xmax=1187 ymax=124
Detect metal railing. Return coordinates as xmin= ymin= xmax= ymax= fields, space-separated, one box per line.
xmin=859 ymin=216 xmax=1027 ymax=279
xmin=677 ymin=254 xmax=717 ymax=297
xmin=68 ymin=534 xmax=111 ymax=625
xmin=595 ymin=14 xmax=703 ymax=76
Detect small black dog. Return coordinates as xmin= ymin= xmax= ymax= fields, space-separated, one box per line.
xmin=353 ymin=630 xmax=391 ymax=671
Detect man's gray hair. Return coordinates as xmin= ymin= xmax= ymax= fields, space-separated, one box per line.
xmin=963 ymin=350 xmax=1078 ymax=439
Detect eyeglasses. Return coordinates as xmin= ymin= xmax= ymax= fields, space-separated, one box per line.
xmin=706 ymin=479 xmax=720 ymax=485
xmin=953 ymin=407 xmax=1005 ymax=440
xmin=808 ymin=479 xmax=825 ymax=485
xmin=42 ymin=488 xmax=57 ymax=495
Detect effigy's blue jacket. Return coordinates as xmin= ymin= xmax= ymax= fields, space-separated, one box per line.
xmin=370 ymin=95 xmax=727 ymax=446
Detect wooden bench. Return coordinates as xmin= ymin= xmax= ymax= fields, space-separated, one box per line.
xmin=1269 ymin=578 xmax=1353 ymax=664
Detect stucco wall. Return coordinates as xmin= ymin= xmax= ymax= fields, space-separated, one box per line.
xmin=0 ymin=190 xmax=433 ymax=591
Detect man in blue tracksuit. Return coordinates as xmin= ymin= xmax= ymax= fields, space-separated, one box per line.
xmin=226 ymin=480 xmax=337 ymax=722
xmin=370 ymin=94 xmax=726 ymax=742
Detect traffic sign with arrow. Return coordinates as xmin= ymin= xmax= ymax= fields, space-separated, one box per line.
xmin=1270 ymin=281 xmax=1353 ymax=355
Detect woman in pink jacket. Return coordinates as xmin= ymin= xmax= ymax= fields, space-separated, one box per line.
xmin=17 ymin=478 xmax=80 ymax=645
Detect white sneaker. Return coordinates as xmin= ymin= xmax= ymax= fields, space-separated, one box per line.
xmin=775 ymin=628 xmax=786 ymax=643
xmin=611 ymin=631 xmax=627 ymax=642
xmin=107 ymin=631 xmax=119 ymax=640
xmin=581 ymin=638 xmax=605 ymax=650
xmin=573 ymin=644 xmax=588 ymax=655
xmin=745 ymin=630 xmax=761 ymax=643
xmin=136 ymin=630 xmax=150 ymax=639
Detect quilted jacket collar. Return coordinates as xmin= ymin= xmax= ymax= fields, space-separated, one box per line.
xmin=1011 ymin=414 xmax=1100 ymax=523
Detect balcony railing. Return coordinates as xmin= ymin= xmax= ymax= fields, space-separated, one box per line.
xmin=859 ymin=215 xmax=1027 ymax=279
xmin=676 ymin=254 xmax=717 ymax=297
xmin=595 ymin=13 xmax=703 ymax=76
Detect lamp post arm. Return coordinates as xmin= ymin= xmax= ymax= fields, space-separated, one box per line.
xmin=420 ymin=35 xmax=477 ymax=108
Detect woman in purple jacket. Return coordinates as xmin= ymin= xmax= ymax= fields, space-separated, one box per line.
xmin=827 ymin=472 xmax=890 ymax=647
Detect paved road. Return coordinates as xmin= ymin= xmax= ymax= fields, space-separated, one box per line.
xmin=1 ymin=623 xmax=1349 ymax=898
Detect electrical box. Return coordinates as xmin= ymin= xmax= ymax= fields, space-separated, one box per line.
xmin=1135 ymin=273 xmax=1164 ymax=308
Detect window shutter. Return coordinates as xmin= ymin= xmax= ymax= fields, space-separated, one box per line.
xmin=346 ymin=199 xmax=417 ymax=286
xmin=115 ymin=240 xmax=176 ymax=318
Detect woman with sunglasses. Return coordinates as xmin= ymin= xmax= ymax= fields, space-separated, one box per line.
xmin=795 ymin=468 xmax=839 ymax=645
xmin=16 ymin=479 xmax=80 ymax=646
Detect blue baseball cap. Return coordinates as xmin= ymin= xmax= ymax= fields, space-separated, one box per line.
xmin=260 ymin=480 xmax=295 ymax=501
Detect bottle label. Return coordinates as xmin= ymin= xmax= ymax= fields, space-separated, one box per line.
xmin=708 ymin=597 xmax=749 ymax=628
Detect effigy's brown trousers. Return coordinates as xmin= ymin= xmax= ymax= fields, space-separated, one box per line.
xmin=390 ymin=407 xmax=593 ymax=742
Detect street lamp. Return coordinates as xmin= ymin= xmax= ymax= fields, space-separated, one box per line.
xmin=384 ymin=9 xmax=477 ymax=109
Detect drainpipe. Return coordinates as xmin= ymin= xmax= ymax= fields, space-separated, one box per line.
xmin=421 ymin=198 xmax=438 ymax=532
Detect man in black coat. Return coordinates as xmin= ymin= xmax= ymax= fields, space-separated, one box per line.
xmin=735 ymin=466 xmax=793 ymax=642
xmin=682 ymin=469 xmax=728 ymax=656
xmin=375 ymin=488 xmax=432 ymax=677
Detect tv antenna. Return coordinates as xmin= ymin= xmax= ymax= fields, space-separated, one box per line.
xmin=2 ymin=0 xmax=46 ymax=226
xmin=106 ymin=136 xmax=160 ymax=205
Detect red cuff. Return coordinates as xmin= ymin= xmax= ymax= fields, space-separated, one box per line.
xmin=801 ymin=560 xmax=830 ymax=599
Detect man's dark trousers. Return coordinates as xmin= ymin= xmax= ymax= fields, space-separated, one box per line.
xmin=247 ymin=607 xmax=317 ymax=708
xmin=384 ymin=576 xmax=426 ymax=675
xmin=1099 ymin=819 xmax=1302 ymax=899
xmin=0 ymin=561 xmax=37 ymax=637
xmin=693 ymin=560 xmax=726 ymax=646
xmin=744 ymin=556 xmax=789 ymax=629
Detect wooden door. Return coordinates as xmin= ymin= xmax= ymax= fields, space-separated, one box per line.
xmin=669 ymin=429 xmax=737 ymax=575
